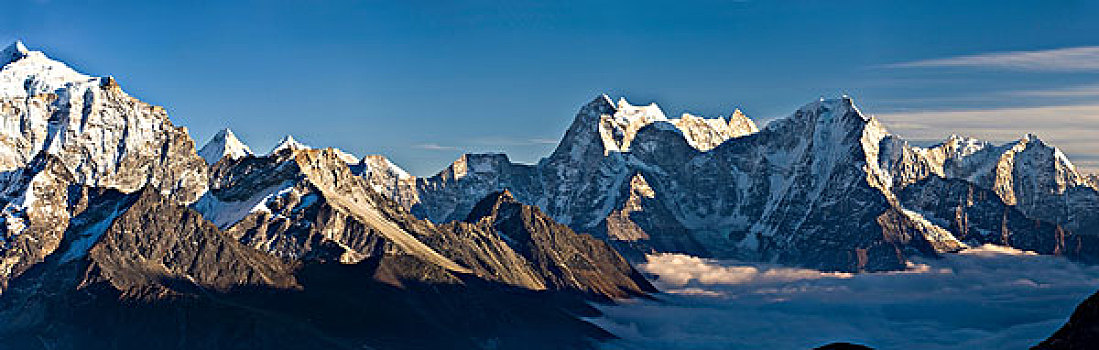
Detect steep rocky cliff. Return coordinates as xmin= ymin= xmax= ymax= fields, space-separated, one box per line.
xmin=196 ymin=146 xmax=653 ymax=298
xmin=0 ymin=41 xmax=208 ymax=290
xmin=0 ymin=187 xmax=613 ymax=350
xmin=361 ymin=95 xmax=1099 ymax=271
xmin=462 ymin=190 xmax=656 ymax=299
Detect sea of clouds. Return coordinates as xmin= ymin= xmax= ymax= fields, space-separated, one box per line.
xmin=592 ymin=245 xmax=1099 ymax=349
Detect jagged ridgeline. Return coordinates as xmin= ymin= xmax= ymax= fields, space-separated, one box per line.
xmin=0 ymin=41 xmax=651 ymax=349
xmin=2 ymin=40 xmax=1099 ymax=348
xmin=358 ymin=95 xmax=1099 ymax=272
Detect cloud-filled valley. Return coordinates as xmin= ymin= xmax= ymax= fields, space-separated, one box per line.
xmin=594 ymin=246 xmax=1099 ymax=349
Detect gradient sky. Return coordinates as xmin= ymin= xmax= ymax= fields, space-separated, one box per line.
xmin=3 ymin=1 xmax=1099 ymax=175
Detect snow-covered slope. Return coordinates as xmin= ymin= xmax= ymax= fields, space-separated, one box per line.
xmin=878 ymin=131 xmax=1099 ymax=237
xmin=671 ymin=109 xmax=757 ymax=151
xmin=266 ymin=134 xmax=359 ymax=162
xmin=365 ymin=95 xmax=1097 ymax=271
xmin=0 ymin=41 xmax=97 ymax=99
xmin=3 ymin=39 xmax=1095 ymax=278
xmin=350 ymin=154 xmax=419 ymax=205
xmin=198 ymin=128 xmax=253 ymax=164
xmin=0 ymin=41 xmax=207 ymax=202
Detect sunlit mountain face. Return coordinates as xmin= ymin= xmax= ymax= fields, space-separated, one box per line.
xmin=3 ymin=2 xmax=1099 ymax=349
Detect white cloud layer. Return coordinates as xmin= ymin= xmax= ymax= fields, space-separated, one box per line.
xmin=593 ymin=246 xmax=1099 ymax=350
xmin=886 ymin=46 xmax=1099 ymax=71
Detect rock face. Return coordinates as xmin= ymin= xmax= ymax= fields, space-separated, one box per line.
xmin=879 ymin=133 xmax=1099 ymax=237
xmin=84 ymin=187 xmax=300 ymax=296
xmin=197 ymin=146 xmax=652 ymax=297
xmin=0 ymin=187 xmax=614 ymax=349
xmin=0 ymin=41 xmax=207 ymax=202
xmin=0 ymin=154 xmax=76 ymax=289
xmin=5 ymin=39 xmax=1099 ymax=348
xmin=349 ymin=154 xmax=420 ymax=209
xmin=898 ymin=176 xmax=1099 ymax=262
xmin=0 ymin=41 xmax=208 ymax=289
xmin=363 ymin=95 xmax=1099 ymax=271
xmin=462 ymin=190 xmax=656 ymax=299
xmin=364 ymin=97 xmax=945 ymax=271
xmin=199 ymin=148 xmax=473 ymax=277
xmin=0 ymin=42 xmax=655 ymax=348
xmin=671 ymin=109 xmax=758 ymax=151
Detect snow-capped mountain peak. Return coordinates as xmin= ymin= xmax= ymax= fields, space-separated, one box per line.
xmin=0 ymin=40 xmax=96 ymax=98
xmin=940 ymin=134 xmax=990 ymax=157
xmin=670 ymin=110 xmax=759 ymax=151
xmin=269 ymin=135 xmax=311 ymax=154
xmin=728 ymin=108 xmax=757 ymax=132
xmin=333 ymin=149 xmax=359 ymax=163
xmin=198 ymin=128 xmax=254 ymax=165
xmin=1 ymin=40 xmax=29 ymax=67
xmin=595 ymin=97 xmax=670 ymax=152
xmin=357 ymin=155 xmax=412 ymax=180
xmin=614 ymin=97 xmax=667 ymax=122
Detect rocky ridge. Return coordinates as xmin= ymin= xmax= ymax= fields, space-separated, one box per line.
xmin=0 ymin=42 xmax=652 ymax=349
xmin=0 ymin=41 xmax=207 ymax=290
xmin=360 ymin=95 xmax=1099 ymax=271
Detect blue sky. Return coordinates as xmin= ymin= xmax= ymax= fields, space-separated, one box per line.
xmin=3 ymin=1 xmax=1099 ymax=174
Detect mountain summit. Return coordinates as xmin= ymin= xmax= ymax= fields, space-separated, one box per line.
xmin=198 ymin=128 xmax=253 ymax=164
xmin=269 ymin=134 xmax=310 ymax=154
xmin=0 ymin=45 xmax=653 ymax=349
xmin=0 ymin=40 xmax=28 ymax=66
xmin=0 ymin=41 xmax=208 ymax=290
xmin=360 ymin=94 xmax=1099 ymax=272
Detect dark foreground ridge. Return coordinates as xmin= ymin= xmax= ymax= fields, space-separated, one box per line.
xmin=1036 ymin=290 xmax=1099 ymax=349
xmin=0 ymin=187 xmax=619 ymax=349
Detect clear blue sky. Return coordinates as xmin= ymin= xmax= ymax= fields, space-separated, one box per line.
xmin=4 ymin=1 xmax=1099 ymax=174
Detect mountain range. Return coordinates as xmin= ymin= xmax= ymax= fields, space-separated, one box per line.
xmin=1 ymin=40 xmax=1098 ymax=349
xmin=357 ymin=94 xmax=1099 ymax=272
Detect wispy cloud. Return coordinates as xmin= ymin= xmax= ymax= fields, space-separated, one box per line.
xmin=412 ymin=143 xmax=458 ymax=151
xmin=874 ymin=103 xmax=1099 ymax=172
xmin=413 ymin=136 xmax=558 ymax=152
xmin=470 ymin=136 xmax=560 ymax=147
xmin=886 ymin=46 xmax=1099 ymax=71
xmin=528 ymin=138 xmax=559 ymax=145
xmin=1007 ymin=83 xmax=1099 ymax=98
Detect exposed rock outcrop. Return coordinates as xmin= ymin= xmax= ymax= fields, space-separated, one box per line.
xmin=362 ymin=95 xmax=1099 ymax=271
xmin=462 ymin=190 xmax=656 ymax=299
